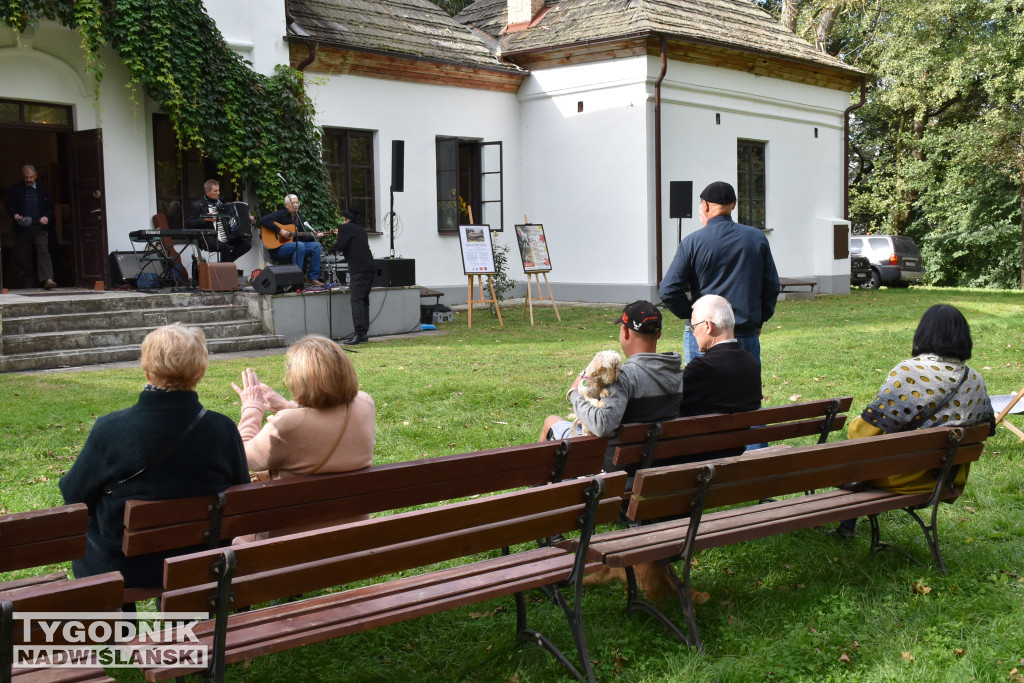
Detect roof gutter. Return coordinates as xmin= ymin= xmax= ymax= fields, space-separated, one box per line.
xmin=654 ymin=35 xmax=668 ymax=284
xmin=843 ymin=75 xmax=867 ymax=221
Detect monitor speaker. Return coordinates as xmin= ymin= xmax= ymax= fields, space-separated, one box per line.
xmin=109 ymin=251 xmax=142 ymax=286
xmin=669 ymin=181 xmax=693 ymax=219
xmin=391 ymin=140 xmax=405 ymax=192
xmin=373 ymin=258 xmax=415 ymax=287
xmin=251 ymin=264 xmax=305 ymax=294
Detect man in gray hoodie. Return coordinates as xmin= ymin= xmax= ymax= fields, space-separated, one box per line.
xmin=541 ymin=300 xmax=685 ymax=471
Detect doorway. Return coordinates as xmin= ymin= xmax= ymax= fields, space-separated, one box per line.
xmin=1 ymin=99 xmax=107 ymax=289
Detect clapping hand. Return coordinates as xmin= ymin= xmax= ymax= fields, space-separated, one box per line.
xmin=231 ymin=368 xmax=265 ymax=405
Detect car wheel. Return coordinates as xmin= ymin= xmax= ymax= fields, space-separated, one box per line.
xmin=865 ymin=269 xmax=881 ymax=290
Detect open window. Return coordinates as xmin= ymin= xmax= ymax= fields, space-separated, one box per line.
xmin=436 ymin=137 xmax=503 ymax=233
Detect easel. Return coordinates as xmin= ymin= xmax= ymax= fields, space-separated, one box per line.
xmin=463 ymin=207 xmax=503 ymax=328
xmin=466 ymin=273 xmax=503 ymax=328
xmin=523 ymin=272 xmax=560 ymax=324
xmin=518 ymin=215 xmax=560 ymax=325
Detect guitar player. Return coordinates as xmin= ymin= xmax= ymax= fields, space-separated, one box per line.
xmin=186 ymin=179 xmax=252 ymax=263
xmin=258 ymin=193 xmax=324 ymax=287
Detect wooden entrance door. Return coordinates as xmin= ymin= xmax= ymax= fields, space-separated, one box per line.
xmin=69 ymin=129 xmax=107 ymax=288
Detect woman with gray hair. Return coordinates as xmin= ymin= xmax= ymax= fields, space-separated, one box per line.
xmin=60 ymin=323 xmax=249 ymax=591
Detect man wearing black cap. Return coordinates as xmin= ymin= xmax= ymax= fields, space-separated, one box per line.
xmin=659 ymin=180 xmax=780 ymax=364
xmin=330 ymin=208 xmax=375 ymax=345
xmin=540 ymin=300 xmax=684 ymax=471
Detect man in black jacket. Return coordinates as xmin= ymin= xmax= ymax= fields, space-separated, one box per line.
xmin=5 ymin=164 xmax=56 ymax=289
xmin=331 ymin=208 xmax=375 ymax=344
xmin=185 ymin=179 xmax=251 ymax=263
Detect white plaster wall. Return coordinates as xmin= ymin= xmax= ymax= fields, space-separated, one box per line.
xmin=202 ymin=0 xmax=288 ymax=76
xmin=658 ymin=59 xmax=853 ymax=288
xmin=305 ymin=74 xmax=522 ymax=293
xmin=518 ymin=57 xmax=653 ymax=294
xmin=0 ymin=23 xmax=160 ymax=252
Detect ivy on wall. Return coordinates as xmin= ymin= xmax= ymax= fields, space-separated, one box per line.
xmin=1 ymin=0 xmax=339 ymax=229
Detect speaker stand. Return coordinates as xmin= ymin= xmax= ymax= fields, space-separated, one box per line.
xmin=522 ymin=272 xmax=560 ymax=325
xmin=466 ymin=274 xmax=504 ymax=329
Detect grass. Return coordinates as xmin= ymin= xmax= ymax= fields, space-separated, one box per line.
xmin=1 ymin=287 xmax=1023 ymax=681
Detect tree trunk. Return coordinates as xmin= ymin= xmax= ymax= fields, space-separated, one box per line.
xmin=815 ymin=6 xmax=838 ymax=52
xmin=782 ymin=0 xmax=800 ymax=33
xmin=1020 ymin=168 xmax=1023 ymax=289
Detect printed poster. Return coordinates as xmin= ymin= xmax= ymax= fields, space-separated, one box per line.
xmin=458 ymin=224 xmax=496 ymax=274
xmin=514 ymin=223 xmax=552 ymax=273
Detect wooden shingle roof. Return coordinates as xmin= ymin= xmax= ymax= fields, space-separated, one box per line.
xmin=287 ymin=0 xmax=520 ymax=73
xmin=457 ymin=0 xmax=862 ymax=80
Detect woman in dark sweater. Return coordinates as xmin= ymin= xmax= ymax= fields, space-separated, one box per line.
xmin=59 ymin=323 xmax=249 ymax=589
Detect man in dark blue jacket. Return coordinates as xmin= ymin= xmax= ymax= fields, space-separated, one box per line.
xmin=5 ymin=164 xmax=56 ymax=289
xmin=659 ymin=181 xmax=780 ymax=363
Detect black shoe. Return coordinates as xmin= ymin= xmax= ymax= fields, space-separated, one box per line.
xmin=829 ymin=519 xmax=857 ymax=539
xmin=340 ymin=334 xmax=368 ymax=345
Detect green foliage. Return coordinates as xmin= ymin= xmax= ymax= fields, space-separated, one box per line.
xmin=0 ymin=0 xmax=339 ymax=228
xmin=489 ymin=232 xmax=517 ymax=312
xmin=785 ymin=0 xmax=1024 ymax=288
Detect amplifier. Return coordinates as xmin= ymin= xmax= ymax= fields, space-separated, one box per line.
xmin=198 ymin=262 xmax=238 ymax=291
xmin=109 ymin=251 xmax=142 ymax=286
xmin=372 ymin=258 xmax=415 ymax=287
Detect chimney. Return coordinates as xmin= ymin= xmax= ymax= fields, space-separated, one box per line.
xmin=508 ymin=0 xmax=544 ymax=27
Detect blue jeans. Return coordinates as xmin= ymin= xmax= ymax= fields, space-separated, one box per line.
xmin=683 ymin=325 xmax=767 ymax=450
xmin=271 ymin=240 xmax=322 ymax=280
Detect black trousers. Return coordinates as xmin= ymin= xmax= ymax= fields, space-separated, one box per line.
xmin=349 ymin=270 xmax=374 ymax=336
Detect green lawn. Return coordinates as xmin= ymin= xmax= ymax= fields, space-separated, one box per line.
xmin=1 ymin=287 xmax=1022 ymax=681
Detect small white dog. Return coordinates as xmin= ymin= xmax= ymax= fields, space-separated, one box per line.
xmin=570 ymin=350 xmax=623 ymax=436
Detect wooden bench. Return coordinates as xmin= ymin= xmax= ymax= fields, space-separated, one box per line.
xmin=120 ymin=436 xmax=610 ymax=602
xmin=138 ymin=471 xmax=628 ymax=682
xmin=778 ymin=277 xmax=817 ymax=296
xmin=0 ymin=572 xmax=123 ymax=683
xmin=574 ymin=424 xmax=990 ymax=650
xmin=0 ymin=504 xmax=89 ymax=591
xmin=611 ymin=396 xmax=853 ymax=474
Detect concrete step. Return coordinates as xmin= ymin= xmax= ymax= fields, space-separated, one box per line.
xmin=4 ymin=320 xmax=267 ymax=355
xmin=0 ymin=335 xmax=286 ymax=373
xmin=2 ymin=305 xmax=252 ymax=335
xmin=0 ymin=291 xmax=248 ymax=319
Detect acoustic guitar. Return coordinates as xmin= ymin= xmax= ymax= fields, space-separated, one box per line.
xmin=261 ymin=221 xmax=336 ymax=250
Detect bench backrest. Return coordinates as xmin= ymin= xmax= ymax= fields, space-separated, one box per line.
xmin=160 ymin=471 xmax=628 ymax=612
xmin=0 ymin=572 xmax=124 ymax=645
xmin=613 ymin=396 xmax=854 ymax=470
xmin=123 ymin=435 xmax=609 ymax=558
xmin=627 ymin=424 xmax=990 ymax=522
xmin=0 ymin=504 xmax=88 ymax=572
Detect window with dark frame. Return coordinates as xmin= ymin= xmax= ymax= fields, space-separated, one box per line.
xmin=736 ymin=140 xmax=766 ymax=229
xmin=436 ymin=137 xmax=503 ymax=233
xmin=0 ymin=99 xmax=72 ymax=129
xmin=151 ymin=114 xmax=238 ymax=230
xmin=323 ymin=128 xmax=376 ymax=232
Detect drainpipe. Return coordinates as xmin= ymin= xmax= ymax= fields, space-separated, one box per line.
xmin=843 ymin=75 xmax=867 ymax=221
xmin=297 ymin=39 xmax=318 ymax=72
xmin=654 ymin=35 xmax=668 ymax=284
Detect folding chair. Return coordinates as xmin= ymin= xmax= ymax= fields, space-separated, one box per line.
xmin=992 ymin=385 xmax=1024 ymax=440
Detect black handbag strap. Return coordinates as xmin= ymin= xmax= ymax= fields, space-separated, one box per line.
xmin=903 ymin=367 xmax=969 ymax=432
xmin=104 ymin=407 xmax=207 ymax=495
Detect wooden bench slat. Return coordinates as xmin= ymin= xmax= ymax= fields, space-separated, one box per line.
xmin=613 ymin=416 xmax=849 ymax=466
xmin=123 ymin=436 xmax=610 ymax=556
xmin=0 ymin=504 xmax=89 ymax=572
xmin=615 ymin=397 xmax=853 ymax=442
xmin=0 ymin=572 xmax=68 ymax=593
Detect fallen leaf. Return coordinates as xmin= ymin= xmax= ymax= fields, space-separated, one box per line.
xmin=902 ymin=652 xmax=915 ymax=661
xmin=612 ymin=648 xmax=628 ymax=672
xmin=691 ymin=590 xmax=711 ymax=604
xmin=725 ymin=567 xmax=735 ymax=576
xmin=808 ymin=625 xmax=818 ymax=634
xmin=912 ymin=579 xmax=932 ymax=595
xmin=953 ymin=648 xmax=966 ymax=657
xmin=964 ymin=506 xmax=977 ymax=513
xmin=839 ymin=653 xmax=851 ymax=663
xmin=789 ymin=394 xmax=802 ymax=402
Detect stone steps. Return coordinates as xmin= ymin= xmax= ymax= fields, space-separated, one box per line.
xmin=0 ymin=335 xmax=285 ymax=373
xmin=0 ymin=290 xmax=285 ymax=372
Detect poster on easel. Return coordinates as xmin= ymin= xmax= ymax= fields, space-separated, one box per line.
xmin=514 ymin=223 xmax=552 ymax=273
xmin=458 ymin=224 xmax=496 ymax=274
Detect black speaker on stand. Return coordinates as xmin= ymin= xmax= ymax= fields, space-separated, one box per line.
xmin=251 ymin=265 xmax=305 ymax=294
xmin=669 ymin=181 xmax=693 ymax=243
xmin=389 ymin=140 xmax=405 ymax=258
xmin=109 ymin=251 xmax=143 ymax=287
